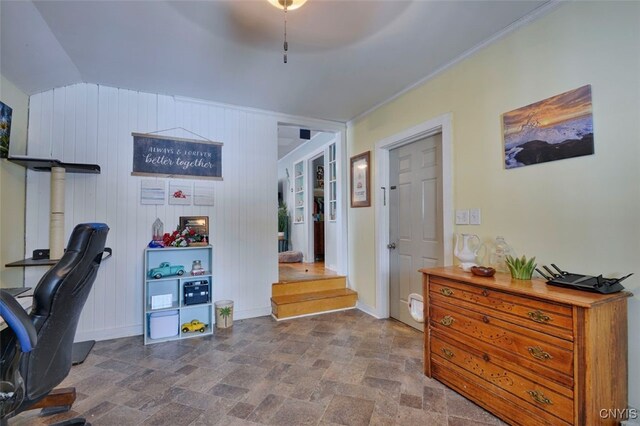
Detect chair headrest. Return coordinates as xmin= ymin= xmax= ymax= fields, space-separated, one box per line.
xmin=32 ymin=223 xmax=110 ymax=319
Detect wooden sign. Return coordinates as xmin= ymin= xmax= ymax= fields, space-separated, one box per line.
xmin=132 ymin=133 xmax=223 ymax=180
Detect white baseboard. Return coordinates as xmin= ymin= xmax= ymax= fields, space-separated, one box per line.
xmin=73 ymin=306 xmax=273 ymax=342
xmin=74 ymin=325 xmax=142 ymax=343
xmin=356 ymin=301 xmax=384 ymax=319
xmin=233 ymin=306 xmax=272 ymax=320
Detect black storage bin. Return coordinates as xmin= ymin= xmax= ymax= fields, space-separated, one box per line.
xmin=183 ymin=280 xmax=210 ymax=305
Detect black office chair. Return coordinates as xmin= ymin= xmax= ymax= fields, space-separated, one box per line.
xmin=0 ymin=223 xmax=110 ymax=426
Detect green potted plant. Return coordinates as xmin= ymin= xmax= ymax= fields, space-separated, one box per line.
xmin=505 ymin=255 xmax=537 ymax=280
xmin=278 ymin=201 xmax=289 ymax=237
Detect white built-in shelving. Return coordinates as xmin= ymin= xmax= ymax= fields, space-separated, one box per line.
xmin=328 ymin=143 xmax=337 ymax=222
xmin=294 ymin=161 xmax=305 ymax=224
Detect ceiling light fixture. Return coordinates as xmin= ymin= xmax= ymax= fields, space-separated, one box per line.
xmin=268 ymin=0 xmax=307 ymax=63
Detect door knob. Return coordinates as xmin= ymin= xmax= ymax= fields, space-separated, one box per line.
xmin=387 ymin=243 xmax=396 ymax=249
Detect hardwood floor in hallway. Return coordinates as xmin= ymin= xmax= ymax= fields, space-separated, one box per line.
xmin=278 ymin=261 xmax=338 ymax=283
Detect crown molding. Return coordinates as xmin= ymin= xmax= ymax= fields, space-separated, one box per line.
xmin=347 ymin=1 xmax=563 ymax=126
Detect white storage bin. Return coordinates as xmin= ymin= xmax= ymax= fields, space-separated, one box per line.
xmin=149 ymin=310 xmax=179 ymax=339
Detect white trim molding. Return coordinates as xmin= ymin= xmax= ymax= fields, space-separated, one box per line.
xmin=74 ymin=325 xmax=142 ymax=343
xmin=74 ymin=306 xmax=272 ymax=342
xmin=356 ymin=301 xmax=384 ymax=319
xmin=373 ymin=113 xmax=454 ymax=319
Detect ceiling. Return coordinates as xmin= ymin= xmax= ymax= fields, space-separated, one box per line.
xmin=278 ymin=125 xmax=319 ymax=159
xmin=1 ymin=0 xmax=550 ymax=122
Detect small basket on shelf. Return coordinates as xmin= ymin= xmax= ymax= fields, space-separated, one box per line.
xmin=189 ymin=241 xmax=208 ymax=247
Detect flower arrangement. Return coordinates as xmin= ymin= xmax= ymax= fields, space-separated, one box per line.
xmin=162 ymin=227 xmax=207 ymax=247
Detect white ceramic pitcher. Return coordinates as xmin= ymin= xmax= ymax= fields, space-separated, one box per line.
xmin=454 ymin=233 xmax=481 ymax=264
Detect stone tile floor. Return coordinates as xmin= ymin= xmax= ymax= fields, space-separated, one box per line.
xmin=10 ymin=310 xmax=504 ymax=426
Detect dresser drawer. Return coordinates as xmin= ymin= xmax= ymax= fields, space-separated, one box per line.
xmin=430 ymin=301 xmax=574 ymax=377
xmin=431 ymin=331 xmax=574 ymax=422
xmin=431 ymin=358 xmax=571 ymax=426
xmin=430 ymin=277 xmax=573 ymax=340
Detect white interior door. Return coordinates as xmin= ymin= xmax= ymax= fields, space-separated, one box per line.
xmin=389 ymin=133 xmax=443 ymax=330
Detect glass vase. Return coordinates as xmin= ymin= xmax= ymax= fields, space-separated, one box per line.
xmin=489 ymin=236 xmax=514 ymax=273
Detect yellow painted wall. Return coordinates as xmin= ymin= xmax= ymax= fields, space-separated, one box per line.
xmin=348 ymin=2 xmax=640 ymax=407
xmin=0 ymin=74 xmax=28 ymax=288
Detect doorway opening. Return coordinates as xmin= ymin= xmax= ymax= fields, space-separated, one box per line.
xmin=276 ymin=122 xmax=348 ymax=284
xmin=374 ymin=113 xmax=453 ymax=320
xmin=309 ymin=153 xmax=325 ymax=263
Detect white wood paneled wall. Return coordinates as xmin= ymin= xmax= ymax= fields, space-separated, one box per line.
xmin=24 ymin=83 xmax=284 ymax=341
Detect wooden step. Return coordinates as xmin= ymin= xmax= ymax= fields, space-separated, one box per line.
xmin=271 ymin=288 xmax=357 ymax=319
xmin=272 ymin=276 xmax=346 ymax=297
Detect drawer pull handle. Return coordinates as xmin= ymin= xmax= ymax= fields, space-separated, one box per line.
xmin=482 ymin=316 xmax=490 ymax=324
xmin=441 ymin=287 xmax=454 ymax=297
xmin=528 ymin=310 xmax=552 ymax=323
xmin=527 ymin=390 xmax=553 ymax=405
xmin=527 ymin=346 xmax=553 ymax=361
xmin=482 ymin=353 xmax=490 ymax=362
xmin=481 ymin=289 xmax=489 ymax=297
xmin=441 ymin=348 xmax=454 ymax=359
xmin=440 ymin=316 xmax=455 ymax=327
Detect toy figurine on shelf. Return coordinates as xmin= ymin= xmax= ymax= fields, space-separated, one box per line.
xmin=148 ymin=262 xmax=185 ymax=279
xmin=191 ymin=260 xmax=205 ymax=276
xmin=181 ymin=319 xmax=207 ymax=333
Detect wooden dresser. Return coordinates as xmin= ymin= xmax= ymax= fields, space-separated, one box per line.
xmin=420 ymin=267 xmax=631 ymax=426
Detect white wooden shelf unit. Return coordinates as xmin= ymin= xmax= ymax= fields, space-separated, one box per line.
xmin=143 ymin=245 xmax=214 ymax=345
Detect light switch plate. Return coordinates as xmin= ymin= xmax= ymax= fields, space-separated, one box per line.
xmin=469 ymin=208 xmax=481 ymax=225
xmin=455 ymin=209 xmax=470 ymax=225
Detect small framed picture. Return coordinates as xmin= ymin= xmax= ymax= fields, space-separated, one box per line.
xmin=169 ymin=182 xmax=192 ymax=205
xmin=350 ymin=151 xmax=371 ymax=208
xmin=179 ymin=216 xmax=209 ymax=236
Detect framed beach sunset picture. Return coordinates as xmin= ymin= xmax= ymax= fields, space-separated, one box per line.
xmin=0 ymin=101 xmax=12 ymax=159
xmin=503 ymin=85 xmax=594 ymax=169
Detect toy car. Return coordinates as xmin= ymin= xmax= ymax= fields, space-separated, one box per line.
xmin=181 ymin=319 xmax=207 ymax=333
xmin=148 ymin=262 xmax=186 ymax=279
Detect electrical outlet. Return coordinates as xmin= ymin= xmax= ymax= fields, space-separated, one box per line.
xmin=470 ymin=208 xmax=481 ymax=225
xmin=455 ymin=209 xmax=469 ymax=225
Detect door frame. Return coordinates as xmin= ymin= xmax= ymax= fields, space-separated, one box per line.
xmin=374 ymin=113 xmax=453 ymax=318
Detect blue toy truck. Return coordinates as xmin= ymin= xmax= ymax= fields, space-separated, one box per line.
xmin=148 ymin=262 xmax=186 ymax=279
